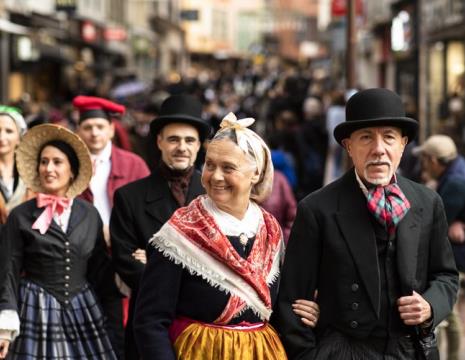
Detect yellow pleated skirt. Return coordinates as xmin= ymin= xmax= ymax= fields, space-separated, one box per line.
xmin=173 ymin=322 xmax=287 ymax=360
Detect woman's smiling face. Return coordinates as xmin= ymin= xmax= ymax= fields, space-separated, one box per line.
xmin=38 ymin=145 xmax=73 ymax=197
xmin=201 ymin=138 xmax=259 ymax=219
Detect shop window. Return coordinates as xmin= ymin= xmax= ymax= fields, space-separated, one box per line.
xmin=447 ymin=41 xmax=465 ymax=96
xmin=428 ymin=41 xmax=445 ymax=128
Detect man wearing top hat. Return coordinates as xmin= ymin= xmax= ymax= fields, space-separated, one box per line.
xmin=273 ymin=88 xmax=458 ymax=359
xmin=109 ymin=94 xmax=211 ymax=360
xmin=73 ymin=95 xmax=150 ymax=359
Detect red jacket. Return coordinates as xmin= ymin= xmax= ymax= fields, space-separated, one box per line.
xmin=80 ymin=145 xmax=150 ymax=207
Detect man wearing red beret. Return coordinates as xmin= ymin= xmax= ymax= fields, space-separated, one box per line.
xmin=74 ymin=95 xmax=150 ymax=359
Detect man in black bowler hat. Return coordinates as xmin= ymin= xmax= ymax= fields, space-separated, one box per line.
xmin=109 ymin=94 xmax=211 ymax=359
xmin=273 ymin=88 xmax=458 ymax=359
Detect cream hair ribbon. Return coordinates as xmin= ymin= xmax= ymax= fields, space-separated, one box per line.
xmin=216 ymin=112 xmax=273 ymax=203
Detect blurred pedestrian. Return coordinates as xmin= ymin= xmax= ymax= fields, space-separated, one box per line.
xmin=0 ymin=124 xmax=116 ymax=359
xmin=133 ymin=112 xmax=319 ymax=359
xmin=261 ymin=170 xmax=296 ymax=243
xmin=128 ymin=101 xmax=160 ymax=171
xmin=274 ymin=88 xmax=458 ymax=359
xmin=323 ymin=90 xmax=346 ymax=185
xmin=413 ymin=134 xmax=465 ymax=360
xmin=437 ymin=94 xmax=465 ymax=155
xmin=298 ymin=96 xmax=327 ymax=197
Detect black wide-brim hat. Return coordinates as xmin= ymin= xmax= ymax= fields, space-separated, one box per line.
xmin=150 ymin=94 xmax=211 ymax=141
xmin=334 ymin=88 xmax=418 ymax=146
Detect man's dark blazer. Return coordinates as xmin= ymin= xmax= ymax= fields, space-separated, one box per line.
xmin=109 ymin=168 xmax=205 ymax=359
xmin=273 ymin=169 xmax=459 ymax=359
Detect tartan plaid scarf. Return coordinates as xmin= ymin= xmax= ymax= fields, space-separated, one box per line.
xmin=366 ymin=183 xmax=410 ymax=235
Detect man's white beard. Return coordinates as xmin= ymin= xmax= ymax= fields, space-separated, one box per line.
xmin=364 ymin=169 xmax=392 ymax=186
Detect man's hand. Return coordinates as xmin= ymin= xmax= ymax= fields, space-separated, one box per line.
xmin=448 ymin=221 xmax=465 ymax=244
xmin=0 ymin=339 xmax=10 ymax=359
xmin=397 ymin=291 xmax=432 ymax=326
xmin=292 ymin=299 xmax=319 ymax=327
xmin=132 ymin=249 xmax=147 ymax=264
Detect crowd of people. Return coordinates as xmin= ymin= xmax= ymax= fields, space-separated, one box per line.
xmin=0 ymin=66 xmax=461 ymax=359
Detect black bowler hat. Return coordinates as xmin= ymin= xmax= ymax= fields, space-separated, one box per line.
xmin=334 ymin=88 xmax=418 ymax=145
xmin=150 ymin=94 xmax=211 ymax=141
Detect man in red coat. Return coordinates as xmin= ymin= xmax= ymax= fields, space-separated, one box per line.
xmin=74 ymin=95 xmax=150 ymax=359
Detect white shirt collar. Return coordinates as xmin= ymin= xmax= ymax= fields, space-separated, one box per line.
xmin=91 ymin=141 xmax=112 ymax=163
xmin=201 ymin=196 xmax=262 ymax=237
xmin=53 ymin=199 xmax=74 ymax=233
xmin=355 ymin=169 xmax=369 ymax=197
xmin=354 ymin=168 xmax=398 ymax=198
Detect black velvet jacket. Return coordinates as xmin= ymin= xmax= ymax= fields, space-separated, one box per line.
xmin=0 ymin=198 xmax=114 ymax=310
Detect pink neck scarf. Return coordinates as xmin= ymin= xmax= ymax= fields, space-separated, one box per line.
xmin=32 ymin=193 xmax=72 ymax=234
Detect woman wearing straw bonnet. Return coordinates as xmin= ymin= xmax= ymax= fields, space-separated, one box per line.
xmin=0 ymin=124 xmax=116 ymax=359
xmin=133 ymin=113 xmax=319 ymax=359
xmin=0 ymin=106 xmax=32 ymax=224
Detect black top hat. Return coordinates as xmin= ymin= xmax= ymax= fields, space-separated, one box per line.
xmin=150 ymin=94 xmax=211 ymax=141
xmin=334 ymin=88 xmax=418 ymax=145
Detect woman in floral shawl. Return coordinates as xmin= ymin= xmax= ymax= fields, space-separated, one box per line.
xmin=133 ymin=113 xmax=319 ymax=359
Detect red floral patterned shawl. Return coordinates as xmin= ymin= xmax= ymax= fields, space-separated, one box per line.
xmin=150 ymin=195 xmax=284 ymax=323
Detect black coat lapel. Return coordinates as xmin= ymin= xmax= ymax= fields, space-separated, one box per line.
xmin=395 ymin=176 xmax=423 ymax=295
xmin=335 ymin=171 xmax=381 ymax=317
xmin=144 ymin=169 xmax=205 ymax=224
xmin=66 ymin=200 xmax=88 ymax=235
xmin=145 ymin=173 xmax=176 ymax=224
xmin=30 ymin=199 xmax=87 ymax=237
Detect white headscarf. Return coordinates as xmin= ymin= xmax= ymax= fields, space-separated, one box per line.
xmin=213 ymin=112 xmax=273 ymax=203
xmin=0 ymin=106 xmax=27 ymax=137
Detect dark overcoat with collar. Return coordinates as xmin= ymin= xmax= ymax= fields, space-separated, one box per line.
xmin=110 ymin=168 xmax=204 ymax=292
xmin=109 ymin=168 xmax=205 ymax=358
xmin=273 ymin=169 xmax=459 ymax=360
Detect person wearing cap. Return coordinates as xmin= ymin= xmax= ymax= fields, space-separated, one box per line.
xmin=73 ymin=95 xmax=150 ymax=359
xmin=0 ymin=106 xmax=32 ymax=224
xmin=74 ymin=95 xmax=150 ymax=228
xmin=109 ymin=94 xmax=211 ymax=360
xmin=413 ymin=134 xmax=465 ymax=360
xmin=274 ymin=88 xmax=458 ymax=359
xmin=132 ymin=112 xmax=319 ymax=359
xmin=0 ymin=124 xmax=117 ymax=359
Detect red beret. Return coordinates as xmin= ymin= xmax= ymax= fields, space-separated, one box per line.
xmin=73 ymin=96 xmax=125 ymax=123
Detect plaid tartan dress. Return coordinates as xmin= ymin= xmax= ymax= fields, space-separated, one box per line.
xmin=7 ymin=280 xmax=116 ymax=360
xmin=366 ymin=183 xmax=410 ymax=235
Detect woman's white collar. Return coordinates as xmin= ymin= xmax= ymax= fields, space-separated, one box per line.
xmin=201 ymin=196 xmax=262 ymax=237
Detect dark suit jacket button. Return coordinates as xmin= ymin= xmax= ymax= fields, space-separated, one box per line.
xmin=350 ymin=321 xmax=358 ymax=328
xmin=351 ymin=283 xmax=359 ymax=292
xmin=351 ymin=302 xmax=359 ymax=310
